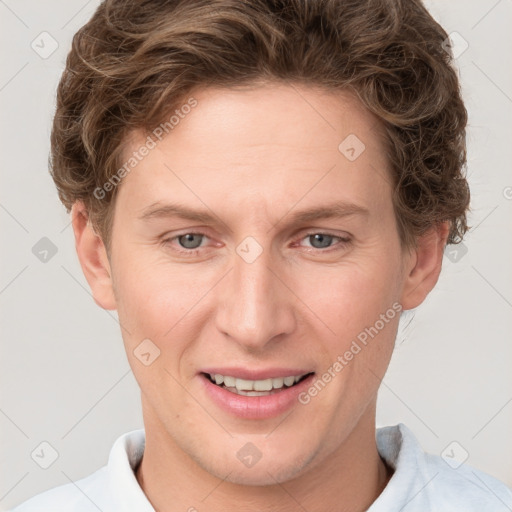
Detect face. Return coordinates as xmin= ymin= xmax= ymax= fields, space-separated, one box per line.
xmin=78 ymin=83 xmax=432 ymax=485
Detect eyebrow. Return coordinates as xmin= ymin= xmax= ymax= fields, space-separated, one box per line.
xmin=138 ymin=200 xmax=369 ymax=227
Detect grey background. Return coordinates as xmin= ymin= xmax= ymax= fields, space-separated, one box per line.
xmin=1 ymin=0 xmax=511 ymax=509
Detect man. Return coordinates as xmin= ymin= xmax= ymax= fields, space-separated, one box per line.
xmin=12 ymin=0 xmax=512 ymax=510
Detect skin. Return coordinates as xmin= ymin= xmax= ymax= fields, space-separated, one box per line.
xmin=72 ymin=83 xmax=449 ymax=512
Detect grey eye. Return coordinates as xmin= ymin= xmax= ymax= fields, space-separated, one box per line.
xmin=177 ymin=233 xmax=204 ymax=249
xmin=308 ymin=234 xmax=334 ymax=249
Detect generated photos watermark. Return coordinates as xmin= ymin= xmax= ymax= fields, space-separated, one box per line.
xmin=298 ymin=301 xmax=403 ymax=405
xmin=93 ymin=97 xmax=198 ymax=200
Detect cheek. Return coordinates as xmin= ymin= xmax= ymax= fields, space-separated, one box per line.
xmin=294 ymin=258 xmax=402 ymax=338
xmin=112 ymin=235 xmax=403 ymax=354
xmin=112 ymin=249 xmax=221 ymax=357
xmin=111 ymin=252 xmax=185 ymax=340
xmin=111 ymin=260 xmax=201 ymax=398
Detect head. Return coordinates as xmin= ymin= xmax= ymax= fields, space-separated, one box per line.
xmin=55 ymin=0 xmax=469 ymax=485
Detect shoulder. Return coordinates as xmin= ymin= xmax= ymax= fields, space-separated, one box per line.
xmin=9 ymin=466 xmax=110 ymax=512
xmin=10 ymin=429 xmax=147 ymax=512
xmin=421 ymin=450 xmax=512 ymax=509
xmin=374 ymin=423 xmax=512 ymax=511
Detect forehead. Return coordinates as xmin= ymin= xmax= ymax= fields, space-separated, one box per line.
xmin=156 ymin=84 xmax=384 ymax=154
xmin=115 ymin=84 xmax=392 ymax=221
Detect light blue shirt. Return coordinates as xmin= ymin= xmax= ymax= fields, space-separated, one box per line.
xmin=11 ymin=424 xmax=512 ymax=511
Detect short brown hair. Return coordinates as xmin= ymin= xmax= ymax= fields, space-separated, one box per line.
xmin=51 ymin=0 xmax=470 ymax=254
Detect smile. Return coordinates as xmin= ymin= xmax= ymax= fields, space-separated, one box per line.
xmin=204 ymin=372 xmax=312 ymax=396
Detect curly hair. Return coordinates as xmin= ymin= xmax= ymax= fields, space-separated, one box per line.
xmin=50 ymin=0 xmax=470 ymax=254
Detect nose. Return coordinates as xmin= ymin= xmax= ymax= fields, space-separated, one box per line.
xmin=214 ymin=242 xmax=296 ymax=351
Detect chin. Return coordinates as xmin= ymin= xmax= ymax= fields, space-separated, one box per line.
xmin=195 ymin=443 xmax=316 ymax=487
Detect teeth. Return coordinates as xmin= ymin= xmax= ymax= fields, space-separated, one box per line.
xmin=236 ymin=389 xmax=272 ymax=396
xmin=283 ymin=376 xmax=295 ymax=387
xmin=223 ymin=375 xmax=236 ymax=388
xmin=207 ymin=373 xmax=308 ymax=391
xmin=235 ymin=378 xmax=254 ymax=391
xmin=272 ymin=377 xmax=285 ymax=389
xmin=254 ymin=378 xmax=273 ymax=391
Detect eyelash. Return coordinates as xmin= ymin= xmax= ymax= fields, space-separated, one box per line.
xmin=161 ymin=231 xmax=352 ymax=256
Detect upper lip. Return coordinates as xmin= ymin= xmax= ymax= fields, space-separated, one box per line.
xmin=200 ymin=367 xmax=314 ymax=380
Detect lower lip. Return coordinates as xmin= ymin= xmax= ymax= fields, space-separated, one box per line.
xmin=199 ymin=373 xmax=315 ymax=420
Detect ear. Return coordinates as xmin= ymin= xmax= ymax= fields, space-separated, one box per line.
xmin=71 ymin=201 xmax=117 ymax=311
xmin=400 ymin=221 xmax=450 ymax=311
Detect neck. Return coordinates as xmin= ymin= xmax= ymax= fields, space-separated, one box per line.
xmin=135 ymin=404 xmax=392 ymax=512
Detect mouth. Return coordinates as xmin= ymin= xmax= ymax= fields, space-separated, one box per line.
xmin=199 ymin=368 xmax=316 ymax=419
xmin=201 ymin=371 xmax=314 ymax=396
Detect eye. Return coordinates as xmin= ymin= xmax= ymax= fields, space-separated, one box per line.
xmin=162 ymin=232 xmax=209 ymax=255
xmin=161 ymin=230 xmax=351 ymax=257
xmin=306 ymin=233 xmax=335 ymax=249
xmin=299 ymin=232 xmax=351 ymax=251
xmin=176 ymin=233 xmax=205 ymax=249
